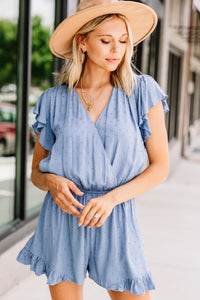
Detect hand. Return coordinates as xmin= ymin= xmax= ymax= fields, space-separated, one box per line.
xmin=78 ymin=194 xmax=116 ymax=228
xmin=48 ymin=174 xmax=85 ymax=217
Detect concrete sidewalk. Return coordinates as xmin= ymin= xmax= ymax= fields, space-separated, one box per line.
xmin=1 ymin=155 xmax=200 ymax=300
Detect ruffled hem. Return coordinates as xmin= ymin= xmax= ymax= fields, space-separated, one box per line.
xmin=136 ymin=74 xmax=170 ymax=143
xmin=91 ymin=273 xmax=156 ymax=295
xmin=139 ymin=96 xmax=169 ymax=142
xmin=32 ymin=120 xmax=55 ymax=151
xmin=32 ymin=120 xmax=46 ymax=136
xmin=31 ymin=89 xmax=55 ymax=151
xmin=17 ymin=248 xmax=155 ymax=293
xmin=16 ymin=247 xmax=85 ymax=286
xmin=17 ymin=247 xmax=49 ymax=277
xmin=32 ymin=91 xmax=49 ymax=136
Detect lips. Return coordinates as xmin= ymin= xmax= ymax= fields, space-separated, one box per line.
xmin=106 ymin=58 xmax=120 ymax=63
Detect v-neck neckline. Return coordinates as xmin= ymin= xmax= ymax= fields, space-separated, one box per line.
xmin=74 ymin=86 xmax=115 ymax=127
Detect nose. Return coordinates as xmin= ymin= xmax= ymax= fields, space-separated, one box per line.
xmin=111 ymin=41 xmax=120 ymax=53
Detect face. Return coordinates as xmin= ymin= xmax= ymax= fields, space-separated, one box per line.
xmin=78 ymin=17 xmax=128 ymax=72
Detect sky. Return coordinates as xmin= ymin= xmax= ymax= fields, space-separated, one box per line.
xmin=0 ymin=0 xmax=55 ymax=26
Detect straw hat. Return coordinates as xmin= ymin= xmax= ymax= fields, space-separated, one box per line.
xmin=49 ymin=0 xmax=157 ymax=59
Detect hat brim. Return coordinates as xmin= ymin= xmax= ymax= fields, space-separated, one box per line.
xmin=49 ymin=1 xmax=157 ymax=59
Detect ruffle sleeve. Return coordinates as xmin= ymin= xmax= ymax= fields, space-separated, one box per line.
xmin=137 ymin=74 xmax=169 ymax=143
xmin=32 ymin=89 xmax=55 ymax=151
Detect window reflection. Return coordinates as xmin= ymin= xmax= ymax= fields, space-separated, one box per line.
xmin=0 ymin=0 xmax=19 ymax=229
xmin=26 ymin=0 xmax=55 ymax=215
xmin=0 ymin=103 xmax=16 ymax=156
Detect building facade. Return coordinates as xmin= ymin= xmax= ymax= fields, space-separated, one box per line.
xmin=0 ymin=0 xmax=199 ymax=267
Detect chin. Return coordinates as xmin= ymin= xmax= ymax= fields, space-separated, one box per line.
xmin=109 ymin=66 xmax=119 ymax=72
xmin=103 ymin=64 xmax=119 ymax=72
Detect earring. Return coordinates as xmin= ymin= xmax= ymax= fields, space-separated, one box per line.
xmin=80 ymin=48 xmax=86 ymax=64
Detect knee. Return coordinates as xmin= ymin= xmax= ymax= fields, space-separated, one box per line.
xmin=49 ymin=280 xmax=84 ymax=300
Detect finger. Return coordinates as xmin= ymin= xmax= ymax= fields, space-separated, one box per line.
xmin=94 ymin=213 xmax=107 ymax=227
xmin=55 ymin=193 xmax=72 ymax=210
xmin=59 ymin=186 xmax=84 ymax=210
xmin=69 ymin=182 xmax=85 ymax=196
xmin=61 ymin=203 xmax=81 ymax=217
xmin=68 ymin=205 xmax=82 ymax=217
xmin=78 ymin=199 xmax=93 ymax=226
xmin=87 ymin=211 xmax=101 ymax=228
xmin=81 ymin=207 xmax=99 ymax=227
xmin=56 ymin=195 xmax=81 ymax=217
xmin=62 ymin=207 xmax=81 ymax=217
xmin=65 ymin=189 xmax=85 ymax=210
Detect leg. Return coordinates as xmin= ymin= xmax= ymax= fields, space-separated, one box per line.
xmin=107 ymin=290 xmax=152 ymax=300
xmin=49 ymin=280 xmax=84 ymax=300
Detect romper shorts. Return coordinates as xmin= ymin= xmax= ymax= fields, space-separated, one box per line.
xmin=17 ymin=188 xmax=156 ymax=295
xmin=17 ymin=74 xmax=170 ymax=295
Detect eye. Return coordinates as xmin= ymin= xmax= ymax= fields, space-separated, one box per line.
xmin=101 ymin=40 xmax=110 ymax=44
xmin=100 ymin=39 xmax=127 ymax=44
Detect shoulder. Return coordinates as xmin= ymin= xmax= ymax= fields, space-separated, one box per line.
xmin=41 ymin=85 xmax=68 ymax=98
xmin=135 ymin=73 xmax=154 ymax=81
xmin=38 ymin=85 xmax=69 ymax=108
xmin=135 ymin=73 xmax=163 ymax=91
xmin=122 ymin=74 xmax=154 ymax=100
xmin=132 ymin=73 xmax=166 ymax=99
xmin=134 ymin=73 xmax=157 ymax=87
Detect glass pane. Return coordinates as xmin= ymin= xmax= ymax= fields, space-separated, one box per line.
xmin=0 ymin=0 xmax=19 ymax=230
xmin=26 ymin=0 xmax=55 ymax=216
xmin=68 ymin=0 xmax=79 ymax=15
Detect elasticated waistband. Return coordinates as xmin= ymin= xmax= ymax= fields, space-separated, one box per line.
xmin=79 ymin=188 xmax=113 ymax=194
xmin=71 ymin=187 xmax=114 ymax=196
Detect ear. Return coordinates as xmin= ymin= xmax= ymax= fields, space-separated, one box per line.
xmin=76 ymin=34 xmax=87 ymax=52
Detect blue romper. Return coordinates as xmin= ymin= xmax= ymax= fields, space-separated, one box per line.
xmin=17 ymin=74 xmax=169 ymax=295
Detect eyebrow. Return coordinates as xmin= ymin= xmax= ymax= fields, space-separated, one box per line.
xmin=97 ymin=33 xmax=128 ymax=37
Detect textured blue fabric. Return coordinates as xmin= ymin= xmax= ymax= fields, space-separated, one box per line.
xmin=17 ymin=74 xmax=169 ymax=295
xmin=32 ymin=89 xmax=55 ymax=151
xmin=136 ymin=74 xmax=169 ymax=142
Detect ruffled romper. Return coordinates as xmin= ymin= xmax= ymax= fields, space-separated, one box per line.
xmin=17 ymin=74 xmax=169 ymax=295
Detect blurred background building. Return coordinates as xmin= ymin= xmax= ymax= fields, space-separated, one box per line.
xmin=0 ymin=0 xmax=199 ymax=296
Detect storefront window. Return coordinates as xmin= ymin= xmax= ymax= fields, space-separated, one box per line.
xmin=0 ymin=0 xmax=19 ymax=230
xmin=26 ymin=0 xmax=55 ymax=216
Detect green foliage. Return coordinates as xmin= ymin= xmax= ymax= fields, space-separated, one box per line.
xmin=0 ymin=16 xmax=53 ymax=89
xmin=31 ymin=16 xmax=53 ymax=86
xmin=0 ymin=20 xmax=18 ymax=87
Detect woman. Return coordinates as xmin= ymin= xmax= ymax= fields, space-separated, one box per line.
xmin=17 ymin=1 xmax=170 ymax=299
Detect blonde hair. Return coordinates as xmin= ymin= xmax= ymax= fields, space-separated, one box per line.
xmin=57 ymin=13 xmax=138 ymax=97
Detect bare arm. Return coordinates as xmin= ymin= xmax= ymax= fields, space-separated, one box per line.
xmin=108 ymin=100 xmax=169 ymax=205
xmin=31 ymin=133 xmax=85 ymax=216
xmin=31 ymin=133 xmax=52 ymax=190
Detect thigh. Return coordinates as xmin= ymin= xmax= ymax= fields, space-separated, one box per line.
xmin=49 ymin=280 xmax=84 ymax=300
xmin=107 ymin=290 xmax=152 ymax=300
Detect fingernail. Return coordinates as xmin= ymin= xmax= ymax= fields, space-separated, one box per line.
xmin=78 ymin=223 xmax=81 ymax=227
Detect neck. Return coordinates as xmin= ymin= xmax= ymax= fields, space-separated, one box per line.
xmin=80 ymin=62 xmax=111 ymax=89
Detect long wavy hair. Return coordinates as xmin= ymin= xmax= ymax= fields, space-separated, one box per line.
xmin=57 ymin=13 xmax=139 ymax=97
